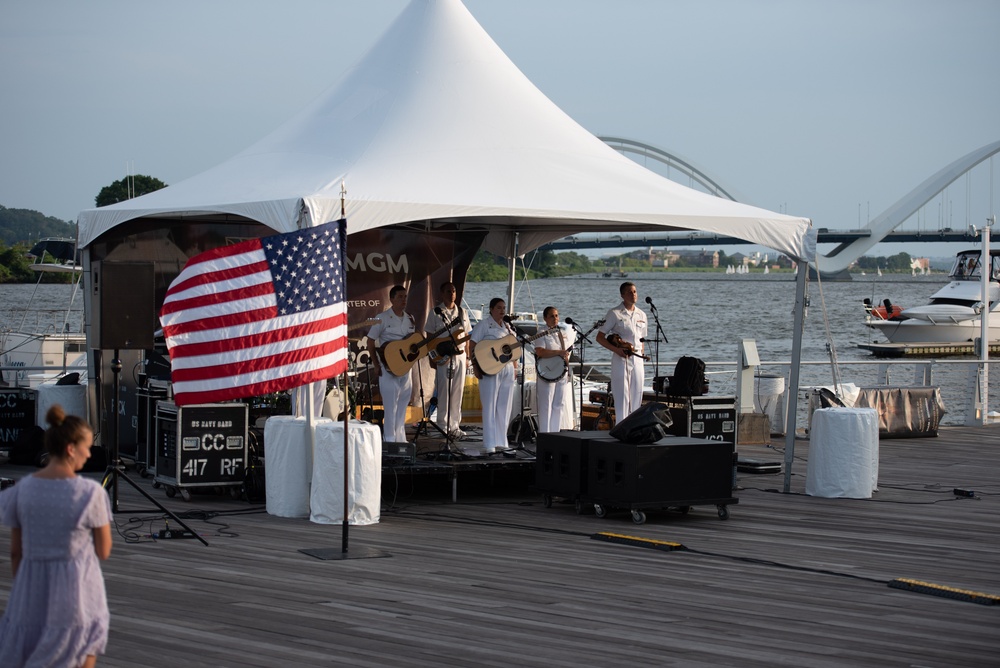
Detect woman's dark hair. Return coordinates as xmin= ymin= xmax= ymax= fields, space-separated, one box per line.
xmin=489 ymin=297 xmax=505 ymax=311
xmin=43 ymin=404 xmax=92 ymax=459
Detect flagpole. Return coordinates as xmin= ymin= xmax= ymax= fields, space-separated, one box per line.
xmin=340 ymin=182 xmax=350 ymax=554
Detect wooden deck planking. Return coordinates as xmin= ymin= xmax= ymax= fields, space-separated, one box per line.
xmin=0 ymin=425 xmax=997 ymax=667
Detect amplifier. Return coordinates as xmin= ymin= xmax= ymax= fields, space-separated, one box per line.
xmin=382 ymin=441 xmax=416 ymax=464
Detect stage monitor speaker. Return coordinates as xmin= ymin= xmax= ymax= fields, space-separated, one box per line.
xmin=95 ymin=262 xmax=156 ymax=350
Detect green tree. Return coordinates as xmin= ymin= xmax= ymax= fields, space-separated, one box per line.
xmin=0 ymin=205 xmax=76 ymax=246
xmin=466 ymin=249 xmax=510 ymax=282
xmin=0 ymin=241 xmax=42 ymax=283
xmin=95 ymin=174 xmax=168 ymax=207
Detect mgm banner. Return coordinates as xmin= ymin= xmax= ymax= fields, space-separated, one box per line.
xmin=344 ymin=228 xmax=486 ymax=363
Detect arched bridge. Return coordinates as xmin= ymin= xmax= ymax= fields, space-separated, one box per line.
xmin=547 ymin=138 xmax=1000 ymax=264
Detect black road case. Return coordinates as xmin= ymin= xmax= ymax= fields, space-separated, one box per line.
xmin=154 ymin=401 xmax=248 ymax=501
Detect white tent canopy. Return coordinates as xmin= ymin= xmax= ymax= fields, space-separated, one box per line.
xmin=77 ymin=0 xmax=814 ymax=261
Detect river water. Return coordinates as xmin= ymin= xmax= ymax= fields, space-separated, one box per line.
xmin=2 ymin=274 xmax=994 ymax=425
xmin=461 ymin=271 xmax=997 ymax=426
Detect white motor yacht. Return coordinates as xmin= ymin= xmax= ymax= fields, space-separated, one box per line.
xmin=865 ymin=249 xmax=1000 ymax=344
xmin=0 ymin=238 xmax=87 ymax=387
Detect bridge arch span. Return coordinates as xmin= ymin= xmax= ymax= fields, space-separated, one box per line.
xmin=816 ymin=140 xmax=1000 ymax=274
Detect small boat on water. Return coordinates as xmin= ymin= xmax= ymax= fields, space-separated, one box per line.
xmin=865 ymin=249 xmax=1000 ymax=344
xmin=0 ymin=238 xmax=87 ymax=387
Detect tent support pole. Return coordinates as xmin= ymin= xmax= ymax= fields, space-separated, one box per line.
xmin=783 ymin=262 xmax=808 ymax=493
xmin=506 ymin=233 xmax=519 ymax=312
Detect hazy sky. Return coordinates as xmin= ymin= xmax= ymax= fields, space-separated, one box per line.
xmin=1 ymin=0 xmax=997 ymax=256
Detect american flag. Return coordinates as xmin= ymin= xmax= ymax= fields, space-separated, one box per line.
xmin=159 ymin=219 xmax=348 ymax=406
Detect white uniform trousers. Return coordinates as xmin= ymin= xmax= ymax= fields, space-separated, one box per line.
xmin=536 ymin=377 xmax=569 ymax=433
xmin=434 ymin=355 xmax=467 ymax=434
xmin=479 ymin=364 xmax=515 ymax=451
xmin=610 ymin=354 xmax=645 ymax=421
xmin=379 ymin=369 xmax=412 ymax=443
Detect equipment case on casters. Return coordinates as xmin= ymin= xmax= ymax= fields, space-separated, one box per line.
xmin=586 ymin=436 xmax=737 ymax=524
xmin=153 ymin=401 xmax=248 ymax=501
xmin=536 ymin=431 xmax=738 ymax=524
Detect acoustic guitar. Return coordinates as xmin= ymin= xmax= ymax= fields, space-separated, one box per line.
xmin=473 ymin=326 xmax=557 ymax=376
xmin=426 ymin=330 xmax=470 ymax=365
xmin=378 ymin=322 xmax=460 ymax=377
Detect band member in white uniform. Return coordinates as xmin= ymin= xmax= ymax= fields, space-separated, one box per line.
xmin=533 ymin=306 xmax=576 ymax=433
xmin=423 ymin=281 xmax=472 ymax=440
xmin=366 ymin=285 xmax=416 ymax=443
xmin=469 ymin=298 xmax=517 ymax=453
xmin=597 ymin=282 xmax=648 ymax=421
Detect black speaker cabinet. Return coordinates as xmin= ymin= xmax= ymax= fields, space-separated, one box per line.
xmin=535 ymin=430 xmax=609 ymax=500
xmin=93 ymin=262 xmax=155 ymax=350
xmin=587 ymin=436 xmax=736 ymax=506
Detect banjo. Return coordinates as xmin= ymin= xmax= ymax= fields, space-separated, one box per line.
xmin=536 ymin=318 xmax=604 ymax=382
xmin=536 ymin=355 xmax=569 ymax=382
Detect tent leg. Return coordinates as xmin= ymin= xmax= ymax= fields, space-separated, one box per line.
xmin=506 ymin=232 xmax=518 ymax=312
xmin=783 ymin=263 xmax=808 ymax=493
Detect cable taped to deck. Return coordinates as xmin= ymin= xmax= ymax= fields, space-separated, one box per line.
xmin=888 ymin=578 xmax=999 ymax=606
xmin=591 ymin=532 xmax=686 ymax=552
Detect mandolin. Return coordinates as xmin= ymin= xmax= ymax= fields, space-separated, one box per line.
xmin=606 ymin=332 xmax=650 ymax=361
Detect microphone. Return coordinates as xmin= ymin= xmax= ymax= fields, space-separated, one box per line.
xmin=502 ymin=315 xmax=514 ymax=323
xmin=645 ymin=296 xmax=657 ymax=311
xmin=434 ymin=306 xmax=444 ymax=316
xmin=564 ymin=317 xmax=576 ymax=326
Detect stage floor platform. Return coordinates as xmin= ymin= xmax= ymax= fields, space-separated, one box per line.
xmin=0 ymin=426 xmax=998 ymax=667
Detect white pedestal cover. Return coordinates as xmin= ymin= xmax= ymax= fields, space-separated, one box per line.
xmin=35 ymin=381 xmax=87 ymax=428
xmin=263 ymin=416 xmax=315 ymax=518
xmin=310 ymin=420 xmax=382 ymax=525
xmin=806 ymin=407 xmax=879 ymax=498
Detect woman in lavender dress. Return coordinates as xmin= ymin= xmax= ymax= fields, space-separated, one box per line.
xmin=0 ymin=404 xmax=113 ymax=668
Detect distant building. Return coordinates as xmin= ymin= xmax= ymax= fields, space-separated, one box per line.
xmin=672 ymin=249 xmax=718 ymax=268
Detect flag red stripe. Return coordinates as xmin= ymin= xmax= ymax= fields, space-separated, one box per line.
xmin=170 ymin=337 xmax=348 ymax=383
xmin=161 ymin=280 xmax=274 ymax=317
xmin=168 ymin=313 xmax=347 ymax=359
xmin=162 ymin=261 xmax=271 ymax=308
xmin=172 ymin=362 xmax=347 ymax=405
xmin=161 ymin=306 xmax=279 ymax=339
xmin=182 ymin=237 xmax=262 ymax=264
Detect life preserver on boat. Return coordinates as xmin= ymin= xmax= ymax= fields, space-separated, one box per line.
xmin=871 ymin=304 xmax=905 ymax=320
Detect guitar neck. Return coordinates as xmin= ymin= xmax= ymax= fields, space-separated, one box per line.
xmin=410 ymin=321 xmax=457 ymax=350
xmin=347 ymin=319 xmax=379 ymax=334
xmin=524 ymin=326 xmax=558 ymax=345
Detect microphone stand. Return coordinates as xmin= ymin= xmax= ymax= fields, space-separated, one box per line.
xmin=646 ymin=300 xmax=669 ymax=398
xmin=505 ymin=320 xmax=534 ymax=455
xmin=419 ymin=311 xmax=466 ymax=460
xmin=565 ymin=318 xmax=591 ymax=430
